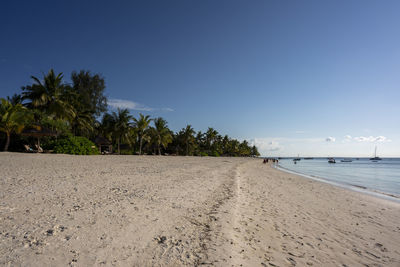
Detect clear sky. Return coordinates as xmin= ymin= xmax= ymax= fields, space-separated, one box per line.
xmin=1 ymin=0 xmax=399 ymax=157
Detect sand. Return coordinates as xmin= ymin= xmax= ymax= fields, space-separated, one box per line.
xmin=0 ymin=153 xmax=399 ymax=266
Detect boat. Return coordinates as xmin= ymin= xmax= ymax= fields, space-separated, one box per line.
xmin=340 ymin=159 xmax=353 ymax=162
xmin=369 ymin=146 xmax=382 ymax=161
xmin=293 ymin=154 xmax=301 ymax=162
xmin=328 ymin=158 xmax=336 ymax=163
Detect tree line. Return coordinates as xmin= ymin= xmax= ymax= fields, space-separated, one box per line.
xmin=0 ymin=69 xmax=260 ymax=157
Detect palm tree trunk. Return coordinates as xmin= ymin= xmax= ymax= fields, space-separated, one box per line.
xmin=4 ymin=132 xmax=10 ymax=151
xmin=117 ymin=138 xmax=120 ymax=154
xmin=139 ymin=137 xmax=142 ymax=155
xmin=158 ymin=143 xmax=161 ymax=155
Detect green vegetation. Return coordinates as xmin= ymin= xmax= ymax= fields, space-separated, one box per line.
xmin=53 ymin=135 xmax=99 ymax=155
xmin=0 ymin=99 xmax=31 ymax=151
xmin=0 ymin=69 xmax=260 ymax=157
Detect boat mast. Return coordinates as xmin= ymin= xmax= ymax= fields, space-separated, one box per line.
xmin=375 ymin=145 xmax=377 ymax=158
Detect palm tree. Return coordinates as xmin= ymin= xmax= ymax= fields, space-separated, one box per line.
xmin=205 ymin=127 xmax=219 ymax=153
xmin=111 ymin=108 xmax=132 ymax=154
xmin=152 ymin=117 xmax=172 ymax=155
xmin=132 ymin=113 xmax=152 ymax=155
xmin=221 ymin=135 xmax=230 ymax=155
xmin=180 ymin=125 xmax=195 ymax=156
xmin=99 ymin=113 xmax=115 ymax=141
xmin=228 ymin=139 xmax=240 ymax=156
xmin=62 ymin=87 xmax=94 ymax=136
xmin=71 ymin=109 xmax=94 ymax=137
xmin=0 ymin=98 xmax=31 ymax=151
xmin=7 ymin=94 xmax=22 ymax=105
xmin=239 ymin=140 xmax=251 ymax=156
xmin=22 ymin=69 xmax=74 ymax=120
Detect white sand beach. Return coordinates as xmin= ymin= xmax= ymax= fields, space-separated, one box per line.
xmin=1 ymin=153 xmax=399 ymax=266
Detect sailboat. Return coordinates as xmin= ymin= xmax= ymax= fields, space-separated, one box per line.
xmin=293 ymin=154 xmax=301 ymax=162
xmin=369 ymin=146 xmax=382 ymax=161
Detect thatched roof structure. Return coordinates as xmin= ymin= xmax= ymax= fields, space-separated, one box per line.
xmin=94 ymin=136 xmax=112 ymax=145
xmin=21 ymin=127 xmax=58 ymax=138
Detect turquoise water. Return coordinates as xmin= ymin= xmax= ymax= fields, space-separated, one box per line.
xmin=278 ymin=158 xmax=400 ymax=198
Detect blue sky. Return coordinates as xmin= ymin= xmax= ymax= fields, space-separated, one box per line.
xmin=1 ymin=0 xmax=399 ymax=156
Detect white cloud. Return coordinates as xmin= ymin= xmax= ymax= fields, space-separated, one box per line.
xmin=353 ymin=136 xmax=391 ymax=143
xmin=249 ymin=138 xmax=282 ymax=152
xmin=326 ymin=137 xmax=336 ymax=142
xmin=343 ymin=135 xmax=352 ymax=142
xmin=294 ymin=130 xmax=306 ymax=134
xmin=108 ymin=98 xmax=173 ymax=112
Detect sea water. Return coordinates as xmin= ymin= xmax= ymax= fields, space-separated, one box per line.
xmin=278 ymin=158 xmax=400 ymax=199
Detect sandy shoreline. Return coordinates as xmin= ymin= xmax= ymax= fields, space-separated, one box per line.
xmin=275 ymin=164 xmax=400 ymax=203
xmin=1 ymin=153 xmax=399 ymax=266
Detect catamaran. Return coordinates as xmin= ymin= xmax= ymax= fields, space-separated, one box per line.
xmin=369 ymin=146 xmax=382 ymax=161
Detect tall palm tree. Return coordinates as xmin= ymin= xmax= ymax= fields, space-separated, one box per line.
xmin=205 ymin=127 xmax=218 ymax=152
xmin=132 ymin=113 xmax=152 ymax=155
xmin=62 ymin=87 xmax=94 ymax=136
xmin=221 ymin=135 xmax=230 ymax=155
xmin=152 ymin=117 xmax=172 ymax=155
xmin=99 ymin=113 xmax=115 ymax=141
xmin=181 ymin=125 xmax=195 ymax=156
xmin=111 ymin=108 xmax=132 ymax=154
xmin=71 ymin=109 xmax=94 ymax=137
xmin=0 ymin=98 xmax=31 ymax=151
xmin=22 ymin=69 xmax=74 ymax=120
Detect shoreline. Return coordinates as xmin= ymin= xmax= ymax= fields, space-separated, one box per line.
xmin=274 ymin=163 xmax=400 ymax=204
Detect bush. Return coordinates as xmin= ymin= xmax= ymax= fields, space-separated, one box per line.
xmin=210 ymin=151 xmax=220 ymax=157
xmin=53 ymin=135 xmax=99 ymax=155
xmin=199 ymin=152 xmax=208 ymax=157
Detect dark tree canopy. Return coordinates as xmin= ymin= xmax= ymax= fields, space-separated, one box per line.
xmin=71 ymin=70 xmax=107 ymax=116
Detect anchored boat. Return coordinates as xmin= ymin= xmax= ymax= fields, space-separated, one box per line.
xmin=370 ymin=146 xmax=382 ymax=161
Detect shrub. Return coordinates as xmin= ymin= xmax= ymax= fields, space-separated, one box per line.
xmin=210 ymin=151 xmax=220 ymax=157
xmin=199 ymin=152 xmax=208 ymax=157
xmin=53 ymin=135 xmax=99 ymax=155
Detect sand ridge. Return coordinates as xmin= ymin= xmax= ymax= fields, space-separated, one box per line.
xmin=1 ymin=153 xmax=399 ymax=266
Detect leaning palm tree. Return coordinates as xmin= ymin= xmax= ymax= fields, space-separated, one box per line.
xmin=132 ymin=113 xmax=152 ymax=155
xmin=111 ymin=108 xmax=132 ymax=154
xmin=0 ymin=98 xmax=31 ymax=151
xmin=152 ymin=117 xmax=173 ymax=155
xmin=22 ymin=69 xmax=74 ymax=120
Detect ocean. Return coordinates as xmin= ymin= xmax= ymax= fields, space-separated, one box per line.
xmin=277 ymin=158 xmax=400 ymax=200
